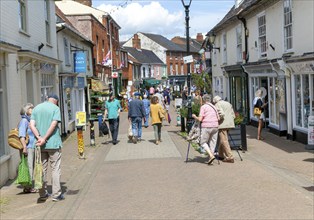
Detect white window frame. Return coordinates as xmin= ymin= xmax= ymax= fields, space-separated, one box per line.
xmin=18 ymin=0 xmax=27 ymax=32
xmin=222 ymin=33 xmax=227 ymax=64
xmin=283 ymin=0 xmax=293 ymax=51
xmin=175 ymin=64 xmax=178 ymax=75
xmin=257 ymin=13 xmax=267 ymax=58
xmin=44 ymin=0 xmax=51 ymax=44
xmin=40 ymin=72 xmax=54 ymax=102
xmin=170 ymin=64 xmax=173 ymax=76
xmin=236 ymin=26 xmax=243 ymax=62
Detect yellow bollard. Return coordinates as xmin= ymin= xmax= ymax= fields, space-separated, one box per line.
xmin=77 ymin=126 xmax=85 ymax=159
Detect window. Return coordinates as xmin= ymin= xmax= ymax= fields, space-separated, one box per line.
xmin=294 ymin=74 xmax=311 ymax=129
xmin=40 ymin=64 xmax=55 ymax=102
xmin=258 ymin=14 xmax=267 ymax=58
xmin=44 ymin=0 xmax=50 ymax=43
xmin=18 ymin=0 xmax=27 ymax=32
xmin=236 ymin=26 xmax=243 ymax=62
xmin=170 ymin=64 xmax=173 ymax=75
xmin=284 ymin=0 xmax=293 ymax=51
xmin=181 ymin=65 xmax=183 ymax=75
xmin=175 ymin=64 xmax=178 ymax=75
xmin=222 ymin=33 xmax=227 ymax=64
xmin=64 ymin=38 xmax=70 ymax=66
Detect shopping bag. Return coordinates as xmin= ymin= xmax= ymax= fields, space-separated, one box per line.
xmin=15 ymin=154 xmax=31 ymax=187
xmin=100 ymin=121 xmax=109 ymax=135
xmin=33 ymin=146 xmax=43 ymax=189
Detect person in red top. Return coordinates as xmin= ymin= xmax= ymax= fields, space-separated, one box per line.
xmin=192 ymin=94 xmax=219 ymax=165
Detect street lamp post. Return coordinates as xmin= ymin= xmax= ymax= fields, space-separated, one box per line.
xmin=181 ymin=0 xmax=193 ymax=133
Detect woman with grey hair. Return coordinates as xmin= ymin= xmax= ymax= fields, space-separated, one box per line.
xmin=192 ymin=94 xmax=220 ymax=165
xmin=18 ymin=103 xmax=37 ymax=193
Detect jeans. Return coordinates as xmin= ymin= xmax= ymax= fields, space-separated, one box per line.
xmin=144 ymin=114 xmax=149 ymax=127
xmin=131 ymin=117 xmax=143 ymax=138
xmin=108 ymin=117 xmax=119 ymax=142
xmin=153 ymin=123 xmax=162 ymax=141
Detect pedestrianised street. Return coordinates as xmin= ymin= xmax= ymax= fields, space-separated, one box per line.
xmin=1 ymin=105 xmax=313 ymax=220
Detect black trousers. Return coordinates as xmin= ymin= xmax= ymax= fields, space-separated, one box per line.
xmin=108 ymin=117 xmax=119 ymax=142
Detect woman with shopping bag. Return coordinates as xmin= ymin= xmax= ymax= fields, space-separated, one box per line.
xmin=150 ymin=96 xmax=164 ymax=145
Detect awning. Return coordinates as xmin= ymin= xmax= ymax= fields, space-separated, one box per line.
xmin=91 ymin=79 xmax=108 ymax=91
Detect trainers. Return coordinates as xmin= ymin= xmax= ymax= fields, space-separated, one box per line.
xmin=132 ymin=136 xmax=137 ymax=144
xmin=52 ymin=194 xmax=65 ymax=202
xmin=37 ymin=193 xmax=50 ymax=203
xmin=207 ymin=156 xmax=215 ymax=165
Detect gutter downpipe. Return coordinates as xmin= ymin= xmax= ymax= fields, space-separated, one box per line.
xmin=237 ymin=15 xmax=250 ymax=124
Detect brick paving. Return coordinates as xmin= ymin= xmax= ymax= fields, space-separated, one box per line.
xmin=0 ymin=103 xmax=313 ymax=219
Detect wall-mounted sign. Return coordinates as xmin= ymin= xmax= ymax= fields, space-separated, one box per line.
xmin=308 ymin=116 xmax=314 ymax=146
xmin=112 ymin=71 xmax=118 ymax=78
xmin=74 ymin=52 xmax=86 ymax=73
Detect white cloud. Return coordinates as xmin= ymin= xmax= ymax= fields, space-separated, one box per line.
xmin=97 ymin=2 xmax=183 ymax=41
xmin=96 ymin=1 xmax=232 ymax=41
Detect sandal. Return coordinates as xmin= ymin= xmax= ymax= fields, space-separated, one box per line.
xmin=30 ymin=188 xmax=39 ymax=193
xmin=257 ymin=137 xmax=265 ymax=140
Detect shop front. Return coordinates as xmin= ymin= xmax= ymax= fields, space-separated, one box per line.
xmin=286 ymin=57 xmax=314 ymax=144
xmin=244 ymin=62 xmax=288 ymax=136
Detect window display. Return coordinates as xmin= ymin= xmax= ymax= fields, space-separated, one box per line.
xmin=295 ymin=74 xmax=311 ymax=129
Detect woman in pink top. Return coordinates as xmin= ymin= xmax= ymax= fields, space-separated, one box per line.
xmin=192 ymin=94 xmax=219 ymax=165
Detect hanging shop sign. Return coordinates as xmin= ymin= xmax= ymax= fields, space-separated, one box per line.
xmin=74 ymin=52 xmax=86 ymax=73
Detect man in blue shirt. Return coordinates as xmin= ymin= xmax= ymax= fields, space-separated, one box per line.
xmin=142 ymin=94 xmax=150 ymax=128
xmin=104 ymin=95 xmax=121 ymax=145
xmin=128 ymin=94 xmax=145 ymax=143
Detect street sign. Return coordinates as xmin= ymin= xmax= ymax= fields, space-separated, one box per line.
xmin=112 ymin=72 xmax=118 ymax=78
xmin=76 ymin=111 xmax=86 ymax=127
xmin=183 ymin=55 xmax=193 ymax=64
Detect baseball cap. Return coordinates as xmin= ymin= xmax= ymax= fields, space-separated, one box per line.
xmin=48 ymin=94 xmax=59 ymax=101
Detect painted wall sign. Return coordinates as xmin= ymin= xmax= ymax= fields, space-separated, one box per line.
xmin=74 ymin=52 xmax=86 ymax=73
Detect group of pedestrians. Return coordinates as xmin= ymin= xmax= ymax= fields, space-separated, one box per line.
xmin=17 ymin=94 xmax=64 ymax=203
xmin=104 ymin=89 xmax=168 ymax=146
xmin=191 ymin=94 xmax=236 ymax=165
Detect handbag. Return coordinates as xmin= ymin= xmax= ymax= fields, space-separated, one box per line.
xmin=15 ymin=154 xmax=32 ymax=187
xmin=33 ymin=146 xmax=43 ymax=189
xmin=8 ymin=120 xmax=29 ymax=150
xmin=158 ymin=108 xmax=165 ymax=119
xmin=100 ymin=121 xmax=109 ymax=135
xmin=254 ymin=107 xmax=262 ymax=116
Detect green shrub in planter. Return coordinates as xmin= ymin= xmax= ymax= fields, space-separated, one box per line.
xmin=180 ymin=103 xmax=201 ymax=118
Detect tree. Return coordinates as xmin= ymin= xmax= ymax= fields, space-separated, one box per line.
xmin=191 ymin=72 xmax=212 ymax=94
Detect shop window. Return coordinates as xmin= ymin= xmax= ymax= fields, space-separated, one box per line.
xmin=269 ymin=77 xmax=280 ymax=126
xmin=230 ymin=75 xmax=248 ymax=120
xmin=222 ymin=33 xmax=227 ymax=64
xmin=294 ymin=74 xmax=310 ymax=129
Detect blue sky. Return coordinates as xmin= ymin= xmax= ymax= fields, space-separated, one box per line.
xmin=93 ymin=0 xmax=235 ymax=41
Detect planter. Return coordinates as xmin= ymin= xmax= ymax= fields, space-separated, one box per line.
xmin=228 ymin=124 xmax=247 ymax=151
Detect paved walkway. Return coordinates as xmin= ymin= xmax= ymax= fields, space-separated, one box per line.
xmin=1 ymin=103 xmax=313 ymax=219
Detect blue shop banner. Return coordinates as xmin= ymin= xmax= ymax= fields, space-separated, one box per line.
xmin=77 ymin=77 xmax=85 ymax=88
xmin=74 ymin=52 xmax=86 ymax=73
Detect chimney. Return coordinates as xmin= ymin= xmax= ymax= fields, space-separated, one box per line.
xmin=132 ymin=34 xmax=141 ymax=50
xmin=74 ymin=0 xmax=92 ymax=7
xmin=196 ymin=33 xmax=204 ymax=42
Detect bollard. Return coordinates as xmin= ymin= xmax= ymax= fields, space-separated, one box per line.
xmin=90 ymin=119 xmax=95 ymax=147
xmin=97 ymin=113 xmax=103 ymax=137
xmin=76 ymin=126 xmax=85 ymax=159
